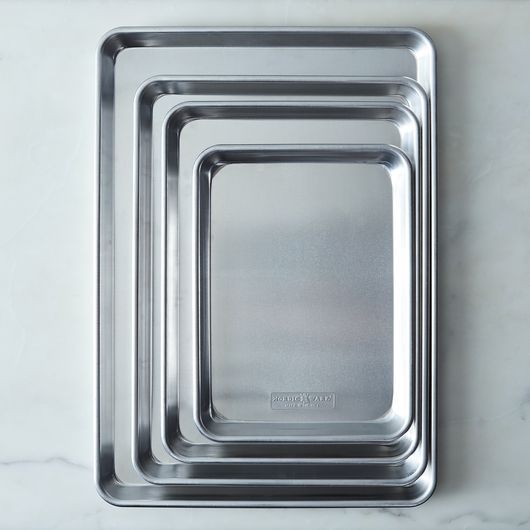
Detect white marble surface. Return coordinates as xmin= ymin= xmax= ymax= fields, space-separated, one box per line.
xmin=0 ymin=0 xmax=529 ymax=528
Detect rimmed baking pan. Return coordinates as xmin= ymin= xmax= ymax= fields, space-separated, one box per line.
xmin=195 ymin=143 xmax=414 ymax=438
xmin=96 ymin=26 xmax=436 ymax=507
xmin=165 ymin=101 xmax=419 ymax=443
xmin=134 ymin=99 xmax=423 ymax=475
xmin=137 ymin=102 xmax=423 ymax=482
xmin=134 ymin=103 xmax=428 ymax=485
xmin=130 ymin=76 xmax=429 ymax=465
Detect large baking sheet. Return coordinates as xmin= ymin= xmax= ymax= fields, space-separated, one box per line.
xmin=97 ymin=27 xmax=436 ymax=507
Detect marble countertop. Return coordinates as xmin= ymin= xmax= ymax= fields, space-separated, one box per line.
xmin=1 ymin=0 xmax=529 ymax=528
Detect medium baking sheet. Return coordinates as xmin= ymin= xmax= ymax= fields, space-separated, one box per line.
xmin=134 ymin=101 xmax=426 ymax=484
xmin=130 ymin=77 xmax=429 ymax=466
xmin=167 ymin=102 xmax=418 ymax=442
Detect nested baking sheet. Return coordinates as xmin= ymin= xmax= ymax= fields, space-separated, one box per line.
xmin=97 ymin=27 xmax=436 ymax=507
xmin=134 ymin=101 xmax=426 ymax=485
xmin=196 ymin=143 xmax=413 ymax=438
xmin=139 ymin=103 xmax=425 ymax=478
xmin=165 ymin=102 xmax=419 ymax=443
xmin=131 ymin=76 xmax=428 ymax=455
xmin=134 ymin=85 xmax=428 ymax=468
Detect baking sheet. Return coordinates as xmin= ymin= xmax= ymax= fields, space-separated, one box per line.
xmin=97 ymin=26 xmax=436 ymax=507
xmin=131 ymin=77 xmax=429 ymax=468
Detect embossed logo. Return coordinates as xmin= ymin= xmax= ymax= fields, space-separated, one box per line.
xmin=271 ymin=392 xmax=336 ymax=410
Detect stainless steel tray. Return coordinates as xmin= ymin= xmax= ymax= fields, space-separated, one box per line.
xmin=136 ymin=104 xmax=425 ymax=485
xmin=165 ymin=101 xmax=419 ymax=441
xmin=196 ymin=141 xmax=415 ymax=432
xmin=96 ymin=26 xmax=436 ymax=507
xmin=131 ymin=78 xmax=429 ymax=466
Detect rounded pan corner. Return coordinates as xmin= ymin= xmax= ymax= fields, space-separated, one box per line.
xmin=403 ymin=463 xmax=437 ymax=507
xmin=398 ymin=446 xmax=431 ymax=491
xmin=132 ymin=445 xmax=184 ymax=486
xmin=131 ymin=442 xmax=156 ymax=483
xmin=377 ymin=143 xmax=413 ymax=172
xmin=97 ymin=27 xmax=135 ymax=62
xmin=133 ymin=460 xmax=162 ymax=486
xmin=161 ymin=413 xmax=222 ymax=465
xmin=160 ymin=429 xmax=195 ymax=464
xmin=134 ymin=76 xmax=168 ymax=109
xmin=95 ymin=470 xmax=128 ymax=507
xmin=192 ymin=144 xmax=230 ymax=180
xmin=161 ymin=100 xmax=209 ymax=137
xmin=385 ymin=99 xmax=419 ymax=123
xmin=375 ymin=407 xmax=414 ymax=445
xmin=193 ymin=408 xmax=222 ymax=443
xmin=404 ymin=27 xmax=437 ymax=60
